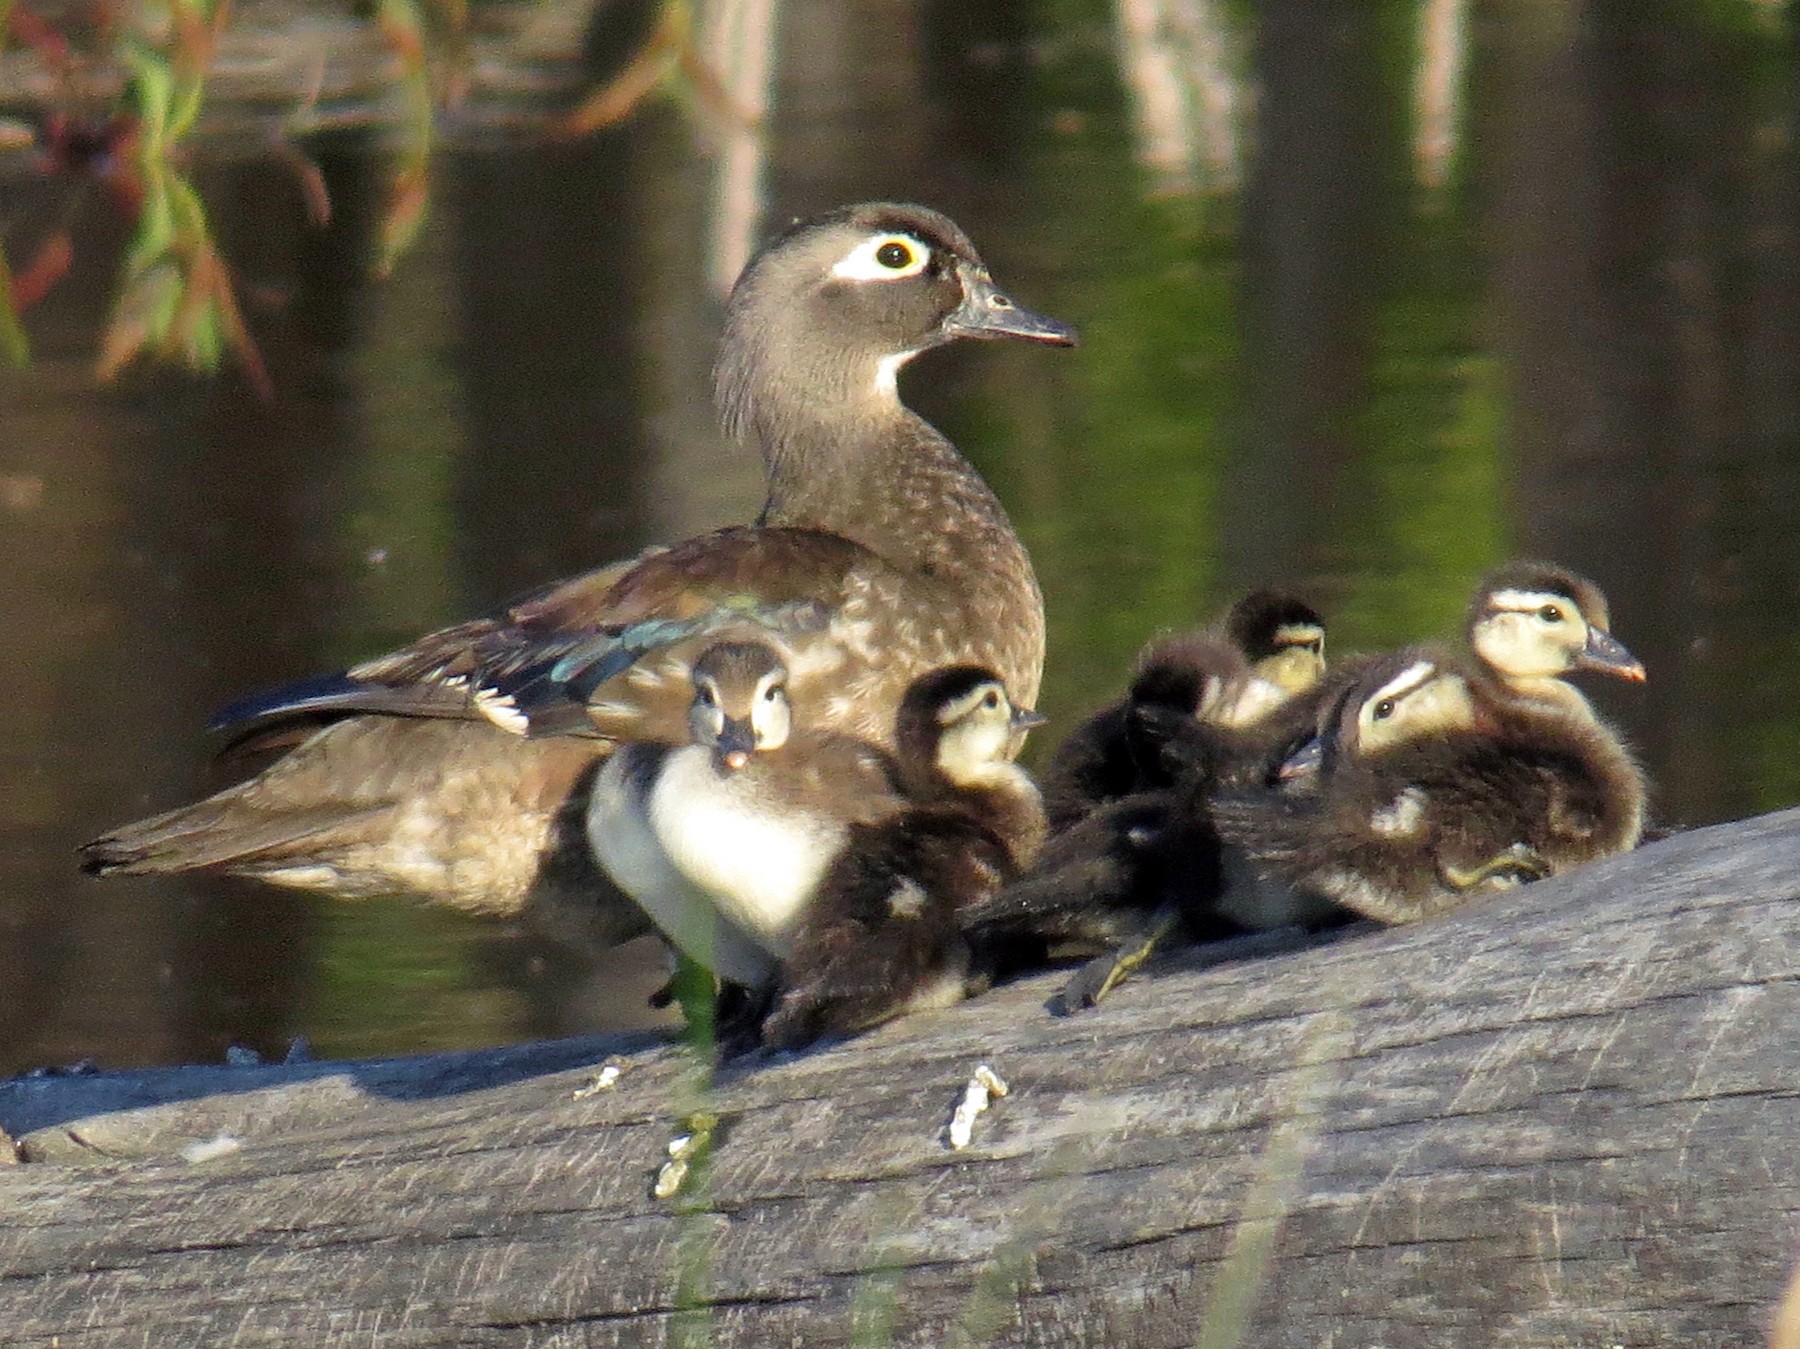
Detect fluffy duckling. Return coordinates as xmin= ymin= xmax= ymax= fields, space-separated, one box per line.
xmin=1210 ymin=648 xmax=1501 ymax=928
xmin=1038 ymin=591 xmax=1327 ymax=830
xmin=587 ymin=642 xmax=903 ymax=1009
xmin=1462 ymin=560 xmax=1648 ymax=855
xmin=761 ymin=667 xmax=1046 ymax=1049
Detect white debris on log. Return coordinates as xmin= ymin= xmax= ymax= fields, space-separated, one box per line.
xmin=573 ymin=1063 xmax=623 ymax=1099
xmin=945 ymin=1063 xmax=1009 ymax=1150
xmin=181 ymin=1134 xmax=244 ymax=1164
xmin=653 ymin=1115 xmax=716 ymax=1200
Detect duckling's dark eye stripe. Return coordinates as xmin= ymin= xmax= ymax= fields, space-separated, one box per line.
xmin=1489 ymin=588 xmax=1574 ymax=617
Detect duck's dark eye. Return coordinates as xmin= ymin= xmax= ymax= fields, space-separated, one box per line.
xmin=696 ymin=685 xmax=716 ymax=707
xmin=764 ymin=684 xmax=781 ymax=702
xmin=876 ymin=241 xmax=914 ymax=270
xmin=1539 ymin=604 xmax=1563 ymax=622
xmin=1373 ymin=698 xmax=1396 ymax=721
xmin=982 ymin=689 xmax=1000 ymax=710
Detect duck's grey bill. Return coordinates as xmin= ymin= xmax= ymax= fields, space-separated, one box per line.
xmin=1277 ymin=736 xmax=1326 ymax=782
xmin=946 ymin=270 xmax=1078 ymax=346
xmin=1580 ymin=627 xmax=1647 ymax=682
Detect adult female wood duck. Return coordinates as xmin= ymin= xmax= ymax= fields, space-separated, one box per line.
xmin=79 ymin=204 xmax=1076 ymax=934
xmin=588 ymin=643 xmax=1044 ymax=1051
xmin=1038 ymin=590 xmax=1327 ymax=831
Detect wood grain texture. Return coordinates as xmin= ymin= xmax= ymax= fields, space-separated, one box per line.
xmin=4 ymin=807 xmax=1799 ymax=1347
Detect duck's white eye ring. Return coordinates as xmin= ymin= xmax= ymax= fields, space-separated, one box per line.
xmin=831 ymin=233 xmax=930 ymax=282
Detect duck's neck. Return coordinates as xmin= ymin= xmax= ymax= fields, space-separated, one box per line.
xmin=1494 ymin=673 xmax=1601 ymax=727
xmin=720 ymin=338 xmax=1045 ymax=707
xmin=903 ymin=759 xmax=1047 ymax=870
xmin=725 ymin=343 xmax=1026 ymax=576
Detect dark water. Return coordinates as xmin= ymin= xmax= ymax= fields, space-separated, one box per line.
xmin=3 ymin=0 xmax=1797 ymax=1074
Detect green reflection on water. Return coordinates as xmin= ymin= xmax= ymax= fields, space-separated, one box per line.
xmin=303 ymin=900 xmax=529 ymax=1060
xmin=1332 ymin=209 xmax=1508 ymax=651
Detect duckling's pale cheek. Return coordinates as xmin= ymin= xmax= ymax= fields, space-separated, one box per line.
xmin=887 ymin=879 xmax=929 ymax=919
xmin=1369 ymin=788 xmax=1428 ymax=839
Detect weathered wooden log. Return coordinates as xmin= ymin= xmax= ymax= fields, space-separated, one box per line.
xmin=3 ymin=807 xmax=1798 ymax=1346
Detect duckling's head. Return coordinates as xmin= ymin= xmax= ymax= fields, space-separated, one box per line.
xmin=715 ymin=203 xmax=1076 ymax=455
xmin=687 ymin=642 xmax=793 ymax=772
xmin=898 ymin=666 xmax=1045 ymax=787
xmin=1466 ymin=562 xmax=1646 ymax=686
xmin=1226 ymin=590 xmax=1328 ymax=695
xmin=1128 ymin=634 xmax=1244 ymax=724
xmin=1284 ymin=648 xmax=1477 ymax=781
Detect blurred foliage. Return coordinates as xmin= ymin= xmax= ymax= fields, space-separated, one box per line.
xmin=107 ymin=25 xmax=276 ymax=394
xmin=0 ymin=0 xmax=742 ymax=384
xmin=559 ymin=0 xmax=749 ymax=139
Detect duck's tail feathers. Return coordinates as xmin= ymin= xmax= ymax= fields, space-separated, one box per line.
xmin=78 ymin=794 xmax=384 ymax=882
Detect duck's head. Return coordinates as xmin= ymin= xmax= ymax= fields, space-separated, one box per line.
xmin=898 ymin=665 xmax=1045 ymax=787
xmin=1281 ymin=647 xmax=1477 ymax=781
xmin=1466 ymin=562 xmax=1646 ymax=686
xmin=1128 ymin=634 xmax=1243 ymax=725
xmin=1226 ymin=590 xmax=1328 ymax=696
xmin=687 ymin=642 xmax=793 ymax=772
xmin=715 ymin=203 xmax=1076 ymax=450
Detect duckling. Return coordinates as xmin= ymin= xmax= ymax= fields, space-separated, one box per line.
xmin=962 ymin=593 xmax=1328 ymax=1005
xmin=1467 ymin=560 xmax=1647 ymax=701
xmin=962 ymin=635 xmax=1246 ymax=969
xmin=1209 ymin=648 xmax=1497 ymax=928
xmin=1462 ymin=560 xmax=1648 ymax=856
xmin=80 ymin=204 xmax=1076 ymax=938
xmin=760 ymin=666 xmax=1046 ymax=1050
xmin=587 ymin=642 xmax=902 ymax=1008
xmin=1215 ymin=589 xmax=1331 ymax=726
xmin=1038 ymin=590 xmax=1327 ymax=831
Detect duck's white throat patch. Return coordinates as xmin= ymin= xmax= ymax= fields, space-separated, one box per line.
xmin=875 ymin=349 xmax=921 ymax=397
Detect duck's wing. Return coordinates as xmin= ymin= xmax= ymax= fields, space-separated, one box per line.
xmin=474 ymin=527 xmax=882 ymax=739
xmin=210 ymin=526 xmax=883 ymax=744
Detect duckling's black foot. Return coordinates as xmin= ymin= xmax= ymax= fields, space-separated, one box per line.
xmin=1050 ymin=907 xmax=1182 ymax=1015
xmin=1052 ymin=951 xmax=1125 ymax=1015
xmin=714 ymin=982 xmax=777 ymax=1060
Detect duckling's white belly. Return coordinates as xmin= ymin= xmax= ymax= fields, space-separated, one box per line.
xmin=588 ymin=747 xmax=781 ymax=988
xmin=646 ymin=750 xmax=846 ymax=958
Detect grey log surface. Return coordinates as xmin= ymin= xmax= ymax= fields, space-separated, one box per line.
xmin=4 ymin=808 xmax=1800 ymax=1348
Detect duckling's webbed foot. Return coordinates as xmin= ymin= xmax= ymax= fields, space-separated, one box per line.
xmin=714 ymin=981 xmax=777 ymax=1060
xmin=1441 ymin=842 xmax=1551 ymax=891
xmin=1052 ymin=905 xmax=1183 ymax=1015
